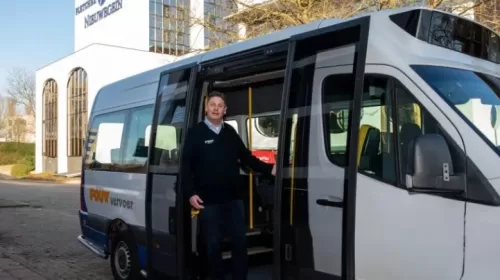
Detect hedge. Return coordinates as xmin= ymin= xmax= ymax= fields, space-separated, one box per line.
xmin=0 ymin=142 xmax=35 ymax=166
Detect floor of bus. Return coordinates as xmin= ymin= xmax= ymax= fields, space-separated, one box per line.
xmin=220 ymin=252 xmax=273 ymax=280
xmin=247 ymin=265 xmax=272 ymax=280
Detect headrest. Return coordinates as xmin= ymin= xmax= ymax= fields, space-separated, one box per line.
xmin=400 ymin=123 xmax=421 ymax=144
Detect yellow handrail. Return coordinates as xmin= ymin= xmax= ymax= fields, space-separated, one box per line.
xmin=191 ymin=208 xmax=200 ymax=218
xmin=248 ymin=87 xmax=254 ymax=230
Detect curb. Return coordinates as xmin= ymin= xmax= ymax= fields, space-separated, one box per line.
xmin=0 ymin=178 xmax=80 ymax=185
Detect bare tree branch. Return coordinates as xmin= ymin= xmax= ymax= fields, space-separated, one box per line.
xmin=474 ymin=0 xmax=500 ymax=32
xmin=4 ymin=68 xmax=35 ymax=118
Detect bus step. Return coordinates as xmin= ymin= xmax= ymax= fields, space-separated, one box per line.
xmin=222 ymin=246 xmax=273 ymax=260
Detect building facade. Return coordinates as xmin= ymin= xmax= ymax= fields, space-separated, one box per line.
xmin=35 ymin=0 xmax=236 ymax=174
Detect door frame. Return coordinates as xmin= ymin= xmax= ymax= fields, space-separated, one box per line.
xmin=144 ymin=62 xmax=199 ymax=279
xmin=273 ymin=16 xmax=371 ymax=280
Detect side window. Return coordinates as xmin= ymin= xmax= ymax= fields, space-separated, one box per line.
xmin=149 ymin=72 xmax=189 ymax=172
xmin=393 ymin=82 xmax=466 ymax=185
xmin=394 ymin=83 xmax=426 ymax=183
xmin=246 ymin=115 xmax=279 ymax=164
xmin=84 ymin=111 xmax=127 ymax=171
xmin=322 ymin=74 xmax=397 ymax=184
xmin=225 ymin=119 xmax=239 ymax=133
xmin=322 ymin=74 xmax=351 ymax=165
xmin=322 ymin=72 xmax=498 ymax=203
xmin=246 ymin=115 xmax=279 ymax=149
xmin=122 ymin=105 xmax=154 ymax=172
xmin=395 ymin=83 xmax=499 ymax=205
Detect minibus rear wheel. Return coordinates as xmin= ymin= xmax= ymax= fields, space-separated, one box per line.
xmin=110 ymin=232 xmax=141 ymax=280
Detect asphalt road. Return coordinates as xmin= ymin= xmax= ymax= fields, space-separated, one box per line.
xmin=0 ymin=180 xmax=111 ymax=280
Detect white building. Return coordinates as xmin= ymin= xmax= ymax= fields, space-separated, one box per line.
xmin=35 ymin=0 xmax=235 ymax=174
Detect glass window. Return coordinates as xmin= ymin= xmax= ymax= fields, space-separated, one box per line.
xmin=122 ymin=106 xmax=154 ymax=171
xmin=321 ymin=73 xmax=473 ymax=190
xmin=412 ymin=65 xmax=500 ymax=150
xmin=42 ymin=79 xmax=58 ymax=158
xmin=246 ymin=115 xmax=280 ymax=164
xmin=322 ymin=74 xmax=397 ymax=183
xmin=67 ymin=67 xmax=88 ymax=157
xmin=149 ymin=71 xmax=189 ymax=172
xmin=246 ymin=115 xmax=279 ymax=150
xmin=84 ymin=111 xmax=127 ymax=171
xmin=425 ymin=11 xmax=500 ymax=63
xmin=203 ymin=0 xmax=237 ymax=49
xmin=149 ymin=0 xmax=191 ymax=56
xmin=391 ymin=80 xmax=469 ymax=189
xmin=225 ymin=119 xmax=238 ymax=133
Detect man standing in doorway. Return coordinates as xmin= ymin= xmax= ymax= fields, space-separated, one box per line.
xmin=181 ymin=90 xmax=276 ymax=280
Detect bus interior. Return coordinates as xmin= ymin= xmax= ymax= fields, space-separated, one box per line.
xmin=191 ymin=69 xmax=286 ymax=279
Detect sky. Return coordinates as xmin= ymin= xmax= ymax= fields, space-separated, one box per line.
xmin=0 ymin=1 xmax=74 ymax=93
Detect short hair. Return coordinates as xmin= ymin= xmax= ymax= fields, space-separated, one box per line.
xmin=207 ymin=91 xmax=225 ymax=103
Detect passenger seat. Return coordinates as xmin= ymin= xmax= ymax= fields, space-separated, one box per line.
xmin=357 ymin=125 xmax=381 ymax=173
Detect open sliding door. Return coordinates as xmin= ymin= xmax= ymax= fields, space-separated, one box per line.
xmin=274 ymin=17 xmax=370 ymax=280
xmin=145 ymin=64 xmax=198 ymax=279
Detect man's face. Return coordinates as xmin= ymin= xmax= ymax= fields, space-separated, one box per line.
xmin=206 ymin=96 xmax=226 ymax=122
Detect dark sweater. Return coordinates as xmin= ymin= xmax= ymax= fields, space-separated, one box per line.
xmin=181 ymin=121 xmax=273 ymax=205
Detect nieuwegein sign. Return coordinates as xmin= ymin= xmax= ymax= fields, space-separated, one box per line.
xmin=75 ymin=0 xmax=124 ymax=28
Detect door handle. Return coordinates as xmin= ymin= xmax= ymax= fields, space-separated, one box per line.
xmin=316 ymin=196 xmax=343 ymax=208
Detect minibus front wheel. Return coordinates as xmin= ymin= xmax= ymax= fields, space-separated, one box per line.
xmin=110 ymin=232 xmax=141 ymax=280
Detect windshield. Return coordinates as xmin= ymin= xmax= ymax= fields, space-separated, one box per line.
xmin=412 ymin=65 xmax=500 ymax=148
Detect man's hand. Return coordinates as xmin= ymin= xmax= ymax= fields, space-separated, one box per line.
xmin=189 ymin=195 xmax=204 ymax=209
xmin=271 ymin=164 xmax=276 ymax=176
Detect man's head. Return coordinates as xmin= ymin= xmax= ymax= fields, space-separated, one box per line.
xmin=205 ymin=91 xmax=227 ymax=123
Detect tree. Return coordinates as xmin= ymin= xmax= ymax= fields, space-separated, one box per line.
xmin=474 ymin=0 xmax=500 ymax=32
xmin=10 ymin=117 xmax=27 ymax=143
xmin=0 ymin=97 xmax=7 ymax=138
xmin=4 ymin=67 xmax=35 ymax=118
xmin=191 ymin=0 xmax=486 ymax=52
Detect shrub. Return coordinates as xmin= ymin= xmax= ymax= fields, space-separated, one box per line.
xmin=10 ymin=164 xmax=31 ymax=178
xmin=0 ymin=142 xmax=35 ymax=165
xmin=17 ymin=155 xmax=35 ymax=171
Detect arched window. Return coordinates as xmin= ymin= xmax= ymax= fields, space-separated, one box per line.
xmin=43 ymin=79 xmax=58 ymax=158
xmin=67 ymin=68 xmax=88 ymax=157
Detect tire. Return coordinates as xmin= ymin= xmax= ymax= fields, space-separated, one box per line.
xmin=110 ymin=232 xmax=141 ymax=280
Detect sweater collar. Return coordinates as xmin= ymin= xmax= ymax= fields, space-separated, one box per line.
xmin=204 ymin=118 xmax=224 ymax=134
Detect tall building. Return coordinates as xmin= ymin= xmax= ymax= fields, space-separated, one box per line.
xmin=35 ymin=0 xmax=236 ymax=174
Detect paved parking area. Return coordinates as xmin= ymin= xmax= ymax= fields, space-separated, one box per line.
xmin=0 ymin=180 xmax=111 ymax=279
xmin=0 ymin=254 xmax=46 ymax=280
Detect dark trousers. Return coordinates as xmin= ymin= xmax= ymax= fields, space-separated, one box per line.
xmin=199 ymin=199 xmax=248 ymax=280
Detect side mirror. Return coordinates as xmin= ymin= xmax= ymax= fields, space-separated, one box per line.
xmin=405 ymin=134 xmax=465 ymax=193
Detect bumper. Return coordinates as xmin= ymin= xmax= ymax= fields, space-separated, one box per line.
xmin=77 ymin=235 xmax=108 ymax=259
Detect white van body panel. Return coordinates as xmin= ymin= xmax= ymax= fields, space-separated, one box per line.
xmin=463 ymin=177 xmax=500 ymax=279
